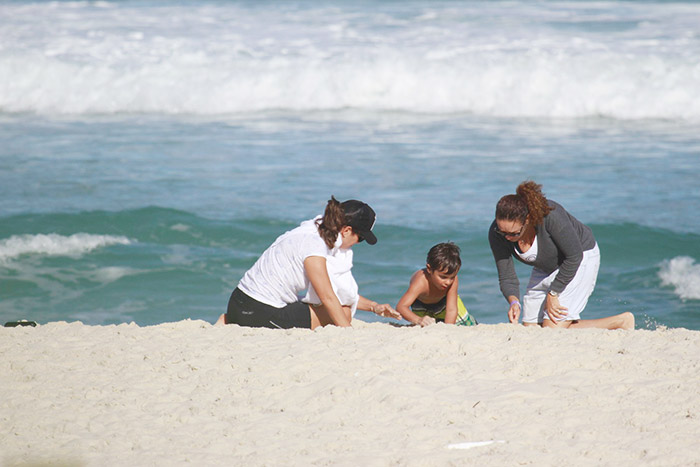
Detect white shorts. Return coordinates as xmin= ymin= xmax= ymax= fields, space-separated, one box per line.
xmin=522 ymin=244 xmax=600 ymax=324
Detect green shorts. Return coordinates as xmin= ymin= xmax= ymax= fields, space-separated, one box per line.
xmin=412 ymin=296 xmax=477 ymax=326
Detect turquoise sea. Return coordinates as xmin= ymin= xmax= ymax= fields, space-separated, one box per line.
xmin=1 ymin=0 xmax=699 ymax=329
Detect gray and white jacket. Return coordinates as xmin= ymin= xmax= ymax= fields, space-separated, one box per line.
xmin=488 ymin=200 xmax=596 ymax=299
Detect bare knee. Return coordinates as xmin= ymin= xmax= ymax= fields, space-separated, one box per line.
xmin=309 ymin=304 xmax=328 ymax=329
xmin=542 ymin=319 xmax=572 ymax=329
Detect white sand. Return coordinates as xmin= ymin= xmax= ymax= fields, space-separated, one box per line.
xmin=2 ymin=320 xmax=699 ymax=466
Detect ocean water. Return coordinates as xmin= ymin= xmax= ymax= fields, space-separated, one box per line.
xmin=1 ymin=0 xmax=699 ymax=330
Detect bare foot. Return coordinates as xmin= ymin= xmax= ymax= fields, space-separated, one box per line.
xmin=214 ymin=313 xmax=226 ymax=326
xmin=620 ymin=311 xmax=635 ymax=330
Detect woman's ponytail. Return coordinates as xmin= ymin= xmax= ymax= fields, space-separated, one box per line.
xmin=317 ymin=196 xmax=346 ymax=248
xmin=516 ymin=180 xmax=553 ymax=226
xmin=496 ymin=180 xmax=552 ymax=225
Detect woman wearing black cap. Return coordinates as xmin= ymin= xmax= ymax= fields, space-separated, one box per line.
xmin=218 ymin=196 xmax=399 ymax=329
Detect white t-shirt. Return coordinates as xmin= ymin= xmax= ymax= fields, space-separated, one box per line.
xmin=515 ymin=234 xmax=538 ymax=264
xmin=238 ymin=217 xmax=335 ymax=308
xmin=303 ymin=245 xmax=360 ymax=317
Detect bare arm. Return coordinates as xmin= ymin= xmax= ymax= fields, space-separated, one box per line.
xmin=304 ymin=256 xmax=351 ymax=327
xmin=357 ymin=296 xmax=401 ymax=320
xmin=443 ymin=276 xmax=459 ymax=324
xmin=396 ymin=271 xmax=436 ymax=327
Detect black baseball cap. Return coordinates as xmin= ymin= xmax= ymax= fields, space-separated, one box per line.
xmin=341 ymin=200 xmax=377 ymax=245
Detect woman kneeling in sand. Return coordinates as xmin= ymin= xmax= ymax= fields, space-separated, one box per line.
xmin=488 ymin=181 xmax=634 ymax=330
xmin=216 ymin=197 xmax=399 ymax=329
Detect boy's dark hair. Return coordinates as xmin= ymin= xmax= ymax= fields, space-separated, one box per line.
xmin=426 ymin=242 xmax=461 ymax=274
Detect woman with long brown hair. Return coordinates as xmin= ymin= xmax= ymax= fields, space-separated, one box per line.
xmin=218 ymin=197 xmax=399 ymax=329
xmin=489 ymin=181 xmax=634 ymax=329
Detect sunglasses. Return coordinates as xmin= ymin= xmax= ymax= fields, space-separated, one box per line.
xmin=494 ymin=223 xmax=526 ymax=238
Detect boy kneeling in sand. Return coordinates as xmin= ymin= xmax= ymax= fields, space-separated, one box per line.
xmin=396 ymin=242 xmax=477 ymax=327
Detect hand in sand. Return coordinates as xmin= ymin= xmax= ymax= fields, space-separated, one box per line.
xmin=417 ymin=315 xmax=436 ymax=327
xmin=373 ymin=303 xmax=401 ymax=320
xmin=508 ymin=302 xmax=521 ymax=324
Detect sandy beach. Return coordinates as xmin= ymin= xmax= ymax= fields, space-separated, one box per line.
xmin=1 ymin=320 xmax=699 ymax=466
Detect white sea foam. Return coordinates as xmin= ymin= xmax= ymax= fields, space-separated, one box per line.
xmin=1 ymin=1 xmax=699 ymax=119
xmin=659 ymin=256 xmax=700 ymax=301
xmin=93 ymin=266 xmax=138 ymax=283
xmin=170 ymin=224 xmax=190 ymax=232
xmin=0 ymin=233 xmax=131 ymax=262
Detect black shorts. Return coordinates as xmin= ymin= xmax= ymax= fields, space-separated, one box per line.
xmin=225 ymin=287 xmax=312 ymax=329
